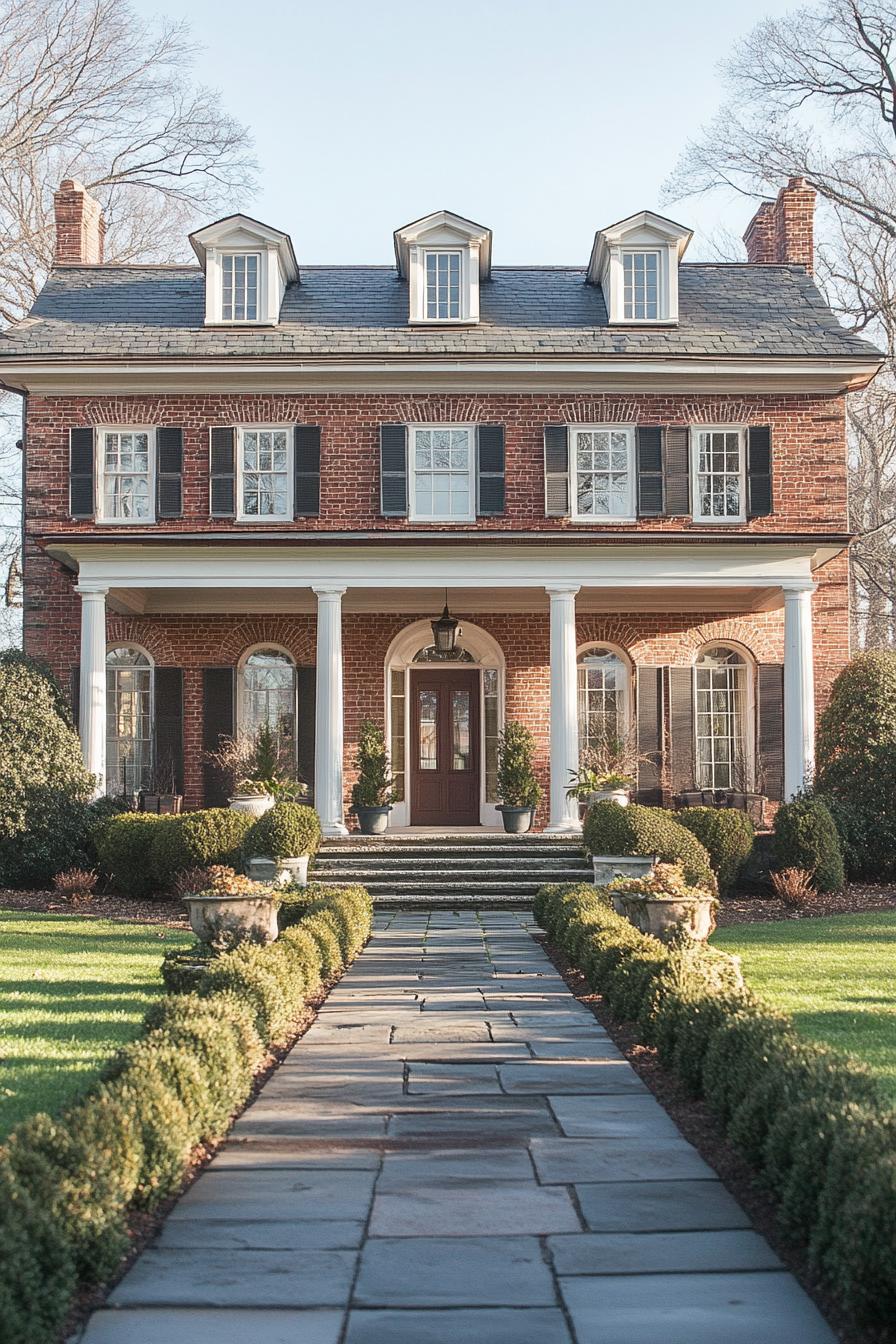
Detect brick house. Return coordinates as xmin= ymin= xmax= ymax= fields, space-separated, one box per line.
xmin=0 ymin=178 xmax=882 ymax=836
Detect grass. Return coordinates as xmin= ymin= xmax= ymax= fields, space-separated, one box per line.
xmin=0 ymin=909 xmax=191 ymax=1140
xmin=713 ymin=911 xmax=896 ymax=1102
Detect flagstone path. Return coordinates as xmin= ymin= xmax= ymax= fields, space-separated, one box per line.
xmin=78 ymin=910 xmax=836 ymax=1344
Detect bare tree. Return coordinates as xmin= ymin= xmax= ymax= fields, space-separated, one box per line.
xmin=665 ymin=0 xmax=896 ymax=649
xmin=0 ymin=0 xmax=257 ymax=645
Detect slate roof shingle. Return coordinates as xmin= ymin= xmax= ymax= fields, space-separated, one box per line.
xmin=0 ymin=262 xmax=879 ymax=361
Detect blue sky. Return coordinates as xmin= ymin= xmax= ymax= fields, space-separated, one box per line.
xmin=135 ymin=0 xmax=799 ymax=265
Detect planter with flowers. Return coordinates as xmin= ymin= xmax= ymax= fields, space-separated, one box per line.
xmin=606 ymin=861 xmax=719 ymax=943
xmin=181 ymin=864 xmax=279 ymax=950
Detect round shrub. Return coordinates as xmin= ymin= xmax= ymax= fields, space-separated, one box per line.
xmin=817 ymin=651 xmax=896 ymax=879
xmin=94 ymin=813 xmax=165 ymax=897
xmin=0 ymin=1150 xmax=75 ymax=1344
xmin=150 ymin=808 xmax=255 ymax=888
xmin=583 ymin=802 xmax=715 ymax=890
xmin=245 ymin=802 xmax=322 ymax=860
xmin=773 ymin=796 xmax=844 ymax=893
xmin=675 ymin=807 xmax=754 ymax=897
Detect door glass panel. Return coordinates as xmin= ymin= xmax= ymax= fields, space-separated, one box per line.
xmin=418 ymin=690 xmax=438 ymax=770
xmin=390 ymin=669 xmax=405 ymax=801
xmin=451 ymin=689 xmax=471 ymax=771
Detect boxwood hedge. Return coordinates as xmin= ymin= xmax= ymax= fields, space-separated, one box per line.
xmin=583 ymin=801 xmax=715 ymax=890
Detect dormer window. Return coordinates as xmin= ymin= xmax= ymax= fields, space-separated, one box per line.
xmin=189 ymin=214 xmax=299 ymax=327
xmin=588 ymin=211 xmax=692 ymax=326
xmin=394 ymin=210 xmax=492 ymax=325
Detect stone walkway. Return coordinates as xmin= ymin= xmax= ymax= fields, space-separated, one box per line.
xmin=79 ymin=911 xmax=836 ymax=1344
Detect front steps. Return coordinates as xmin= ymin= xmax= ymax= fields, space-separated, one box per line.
xmin=312 ymin=832 xmax=591 ymax=907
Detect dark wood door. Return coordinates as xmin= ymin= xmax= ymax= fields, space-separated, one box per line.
xmin=410 ymin=669 xmax=480 ymax=826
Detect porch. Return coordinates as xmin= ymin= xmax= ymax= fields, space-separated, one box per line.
xmin=54 ymin=539 xmax=827 ymax=835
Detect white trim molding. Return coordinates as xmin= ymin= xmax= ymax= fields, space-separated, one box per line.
xmin=588 ymin=210 xmax=693 ymax=325
xmin=783 ymin=582 xmax=816 ymax=799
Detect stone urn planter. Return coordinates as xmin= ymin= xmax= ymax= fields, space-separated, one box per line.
xmin=183 ymin=890 xmax=279 ymax=947
xmin=246 ymin=855 xmax=309 ymax=888
xmin=615 ymin=891 xmax=718 ymax=943
xmin=354 ymin=804 xmax=391 ymax=835
xmin=228 ymin=792 xmax=274 ymax=819
xmin=593 ymin=853 xmax=657 ymax=889
xmin=593 ymin=787 xmax=630 ymax=807
xmin=498 ymin=804 xmax=535 ymax=834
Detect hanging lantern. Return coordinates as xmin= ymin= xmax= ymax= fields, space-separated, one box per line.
xmin=431 ymin=592 xmax=461 ymax=656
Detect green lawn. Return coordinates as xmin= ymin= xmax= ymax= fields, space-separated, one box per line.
xmin=713 ymin=911 xmax=896 ymax=1102
xmin=0 ymin=910 xmax=191 ymax=1140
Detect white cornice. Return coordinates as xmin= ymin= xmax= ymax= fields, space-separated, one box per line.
xmin=0 ymin=355 xmax=881 ymax=396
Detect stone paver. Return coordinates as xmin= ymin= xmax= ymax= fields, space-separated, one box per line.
xmin=79 ymin=911 xmax=836 ymax=1343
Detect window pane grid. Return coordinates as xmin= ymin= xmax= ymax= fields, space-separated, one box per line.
xmin=412 ymin=427 xmax=471 ymax=519
xmin=623 ymin=251 xmax=659 ymax=320
xmin=222 ymin=253 xmax=259 ymax=321
xmin=425 ymin=251 xmax=461 ymax=319
xmin=390 ymin=670 xmax=405 ymax=802
xmin=102 ymin=431 xmax=151 ymax=520
xmin=241 ymin=649 xmax=296 ymax=759
xmin=574 ymin=429 xmax=632 ymax=517
xmin=241 ymin=429 xmax=289 ymax=518
xmin=696 ymin=430 xmax=743 ymax=519
xmin=106 ymin=648 xmax=153 ymax=795
xmin=484 ymin=668 xmax=499 ymax=803
xmin=577 ymin=650 xmax=626 ymax=752
xmin=695 ymin=651 xmax=747 ymax=790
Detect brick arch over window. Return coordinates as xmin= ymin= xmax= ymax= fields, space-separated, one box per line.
xmin=218 ymin=619 xmax=316 ymax=666
xmin=681 ymin=618 xmax=778 ymax=664
xmin=106 ymin=618 xmax=178 ymax=666
xmin=392 ymin=396 xmax=494 ymax=425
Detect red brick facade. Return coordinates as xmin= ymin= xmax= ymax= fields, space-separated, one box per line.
xmin=743 ymin=177 xmax=816 ymax=274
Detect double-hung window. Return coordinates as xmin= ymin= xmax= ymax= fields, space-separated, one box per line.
xmin=221 ymin=252 xmax=260 ymax=322
xmin=423 ymin=250 xmax=462 ymax=320
xmin=693 ymin=428 xmax=746 ymax=523
xmin=622 ymin=251 xmax=660 ymax=320
xmin=410 ymin=426 xmax=474 ymax=522
xmin=694 ymin=646 xmax=750 ymax=791
xmin=99 ymin=428 xmax=154 ymax=522
xmin=237 ymin=426 xmax=292 ymax=521
xmin=571 ymin=426 xmax=635 ymax=521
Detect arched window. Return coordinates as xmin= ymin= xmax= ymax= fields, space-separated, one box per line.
xmin=239 ymin=647 xmax=297 ymax=756
xmin=106 ymin=646 xmax=153 ymax=796
xmin=695 ymin=645 xmax=751 ymax=790
xmin=577 ymin=646 xmax=630 ymax=752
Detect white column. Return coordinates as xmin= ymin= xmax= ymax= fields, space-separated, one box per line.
xmin=783 ymin=583 xmax=816 ymax=799
xmin=545 ymin=584 xmax=581 ymax=833
xmin=76 ymin=585 xmax=107 ymax=799
xmin=313 ymin=585 xmax=349 ymax=837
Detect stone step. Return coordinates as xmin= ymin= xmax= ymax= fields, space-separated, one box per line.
xmin=313 ymin=854 xmax=589 ymax=870
xmin=320 ymin=878 xmax=572 ymax=896
xmin=317 ymin=847 xmax=586 ymax=862
xmin=374 ymin=893 xmax=537 ymax=908
xmin=314 ymin=866 xmax=590 ymax=883
xmin=320 ymin=833 xmax=584 ymax=849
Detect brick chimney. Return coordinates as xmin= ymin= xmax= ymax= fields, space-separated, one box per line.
xmin=53 ymin=179 xmax=106 ymax=264
xmin=743 ymin=177 xmax=816 ymax=273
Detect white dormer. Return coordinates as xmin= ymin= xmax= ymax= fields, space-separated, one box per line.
xmin=587 ymin=211 xmax=692 ymax=325
xmin=189 ymin=214 xmax=299 ymax=326
xmin=394 ymin=210 xmax=492 ymax=325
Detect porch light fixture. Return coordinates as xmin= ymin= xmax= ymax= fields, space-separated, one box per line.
xmin=431 ymin=591 xmax=461 ymax=656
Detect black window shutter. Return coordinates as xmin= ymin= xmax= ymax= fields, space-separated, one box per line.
xmin=156 ymin=428 xmax=184 ymax=519
xmin=154 ymin=667 xmax=184 ymax=794
xmin=70 ymin=667 xmax=81 ymax=732
xmin=297 ymin=665 xmax=316 ymax=799
xmin=210 ymin=427 xmax=236 ymax=517
xmin=70 ymin=427 xmax=95 ymax=519
xmin=380 ymin=424 xmax=408 ymax=517
xmin=295 ymin=425 xmax=321 ymax=517
xmin=664 ymin=428 xmax=690 ymax=516
xmin=757 ymin=663 xmax=785 ymax=801
xmin=635 ymin=666 xmax=663 ymax=804
xmin=747 ymin=426 xmax=773 ymax=518
xmin=667 ymin=666 xmax=696 ymax=796
xmin=544 ymin=426 xmax=569 ymax=517
xmin=202 ymin=667 xmax=235 ymax=805
xmin=476 ymin=425 xmax=505 ymax=516
xmin=636 ymin=427 xmax=665 ymax=517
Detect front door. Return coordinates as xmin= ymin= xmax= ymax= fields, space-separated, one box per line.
xmin=410 ymin=669 xmax=480 ymax=826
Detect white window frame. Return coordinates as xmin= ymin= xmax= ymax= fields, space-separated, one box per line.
xmin=204 ymin=246 xmax=276 ymax=326
xmin=422 ymin=248 xmax=464 ymax=321
xmin=569 ymin=424 xmax=636 ymax=523
xmin=408 ymin=423 xmax=476 ymax=524
xmin=105 ymin=643 xmax=154 ymax=796
xmin=693 ymin=643 xmax=755 ymax=792
xmin=408 ymin=246 xmax=477 ymax=324
xmin=220 ymin=251 xmax=262 ymax=323
xmin=622 ymin=249 xmax=661 ymax=321
xmin=236 ymin=424 xmax=294 ymax=524
xmin=691 ymin=426 xmax=747 ymax=525
xmin=576 ymin=643 xmax=632 ymax=754
xmin=606 ymin=243 xmax=677 ymax=324
xmin=96 ymin=426 xmax=156 ymax=525
xmin=237 ymin=643 xmax=298 ymax=766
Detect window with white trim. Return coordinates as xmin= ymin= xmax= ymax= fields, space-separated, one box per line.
xmin=622 ymin=251 xmax=660 ymax=320
xmin=693 ymin=428 xmax=745 ymax=523
xmin=423 ymin=250 xmax=462 ymax=320
xmin=221 ymin=252 xmax=260 ymax=321
xmin=577 ymin=647 xmax=630 ymax=753
xmin=410 ymin=426 xmax=474 ymax=522
xmin=99 ymin=429 xmax=154 ymax=522
xmin=695 ymin=646 xmax=750 ymax=791
xmin=239 ymin=647 xmax=297 ymax=759
xmin=106 ymin=646 xmax=153 ymax=795
xmin=571 ymin=426 xmax=635 ymax=520
xmin=237 ymin=427 xmax=292 ymax=521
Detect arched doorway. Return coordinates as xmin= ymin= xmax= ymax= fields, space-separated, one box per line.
xmin=384 ymin=619 xmax=505 ymax=828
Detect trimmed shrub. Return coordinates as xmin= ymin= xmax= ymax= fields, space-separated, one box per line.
xmin=150 ymin=808 xmax=255 ymax=889
xmin=583 ymin=802 xmax=715 ymax=890
xmin=94 ymin=812 xmax=165 ymax=897
xmin=0 ymin=1152 xmax=75 ymax=1344
xmin=245 ymin=802 xmax=322 ymax=860
xmin=675 ymin=807 xmax=754 ymax=897
xmin=817 ymin=650 xmax=896 ymax=879
xmin=773 ymin=796 xmax=844 ymax=893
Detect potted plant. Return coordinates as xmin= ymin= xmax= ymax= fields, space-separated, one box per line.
xmin=606 ymin=861 xmax=719 ymax=943
xmin=567 ymin=736 xmax=642 ymax=813
xmin=138 ymin=755 xmax=183 ymax=816
xmin=181 ymin=864 xmax=279 ymax=950
xmin=350 ymin=719 xmax=395 ymax=834
xmin=204 ymin=725 xmax=307 ymax=818
xmin=496 ymin=721 xmax=541 ymax=833
xmin=244 ymin=800 xmax=322 ymax=886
